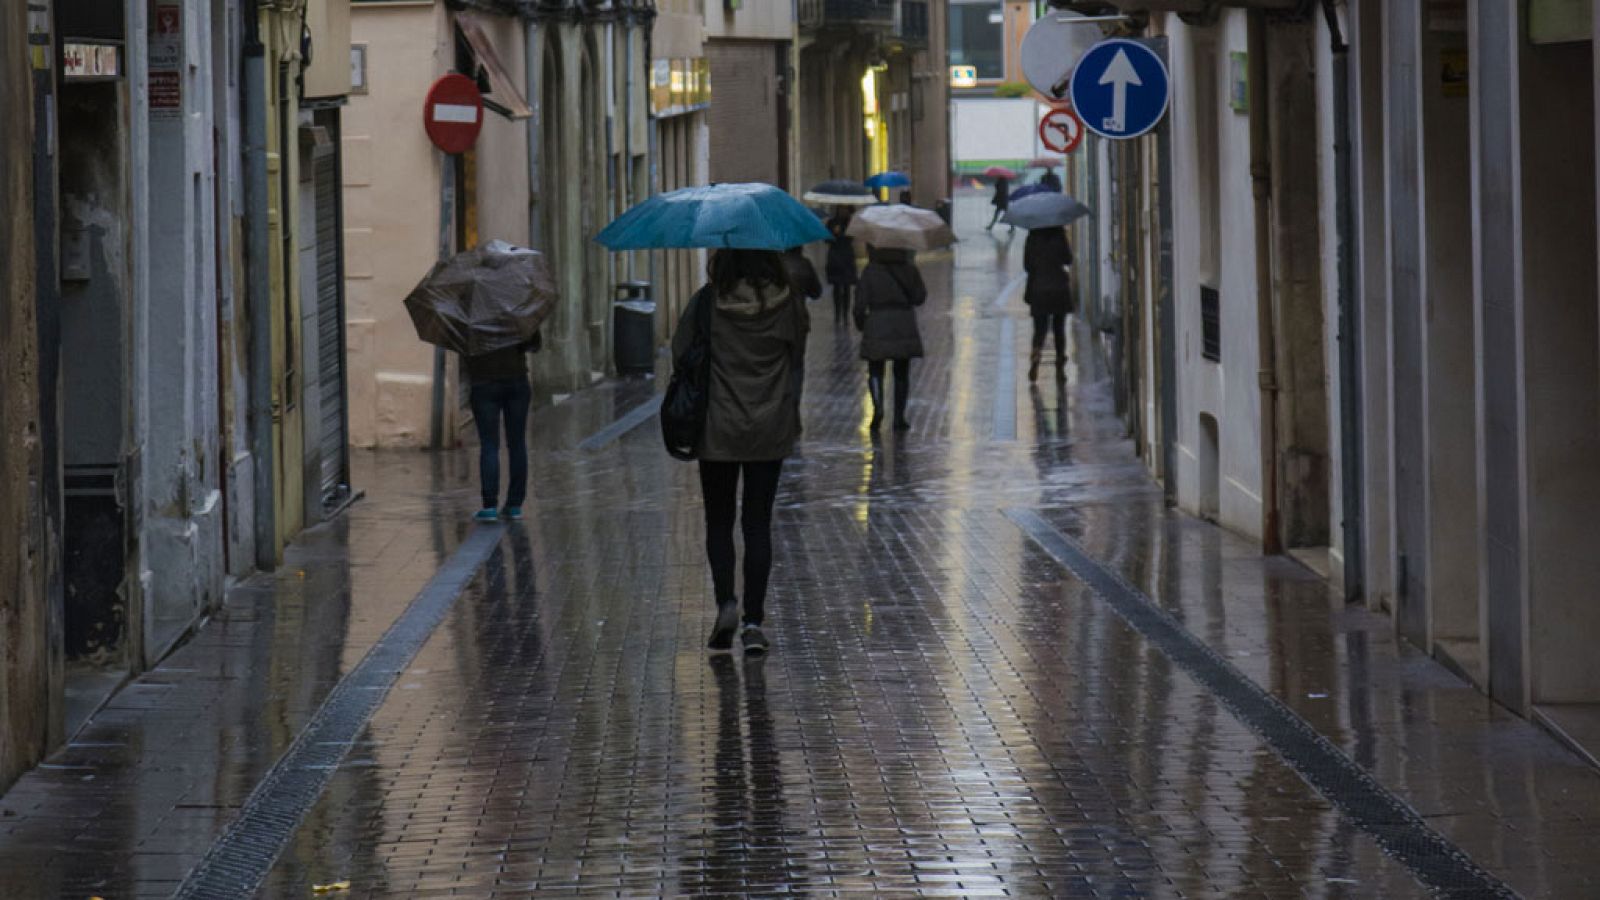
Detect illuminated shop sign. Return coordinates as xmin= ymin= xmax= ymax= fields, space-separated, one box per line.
xmin=651 ymin=58 xmax=711 ymax=118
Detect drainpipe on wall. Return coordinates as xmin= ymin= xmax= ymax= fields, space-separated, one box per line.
xmin=242 ymin=0 xmax=277 ymax=571
xmin=622 ymin=15 xmax=633 ymax=280
xmin=643 ymin=23 xmax=656 ymax=295
xmin=1322 ymin=0 xmax=1363 ymax=601
xmin=1248 ymin=10 xmax=1281 ymax=556
xmin=525 ymin=18 xmax=542 ymax=254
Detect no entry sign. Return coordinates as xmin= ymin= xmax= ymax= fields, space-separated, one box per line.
xmin=1039 ymin=107 xmax=1084 ymax=155
xmin=424 ymin=73 xmax=484 ymax=154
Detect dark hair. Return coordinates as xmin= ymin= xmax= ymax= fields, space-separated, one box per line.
xmin=708 ymin=248 xmax=790 ymax=296
xmin=868 ymin=244 xmax=911 ymax=264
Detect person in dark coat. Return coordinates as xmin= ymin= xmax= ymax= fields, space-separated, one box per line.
xmin=782 ymin=246 xmax=822 ymax=301
xmin=1038 ymin=168 xmax=1063 ymax=192
xmin=824 ymin=208 xmax=858 ymax=326
xmin=1023 ymin=226 xmax=1074 ymax=382
xmin=465 ymin=331 xmax=542 ymax=522
xmin=986 ymin=177 xmax=1011 ymax=231
xmin=853 ymin=245 xmax=926 ymax=431
xmin=671 ymin=249 xmax=809 ymax=655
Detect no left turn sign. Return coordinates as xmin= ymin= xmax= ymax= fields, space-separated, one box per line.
xmin=1039 ymin=107 xmax=1084 ymax=155
xmin=424 ymin=73 xmax=484 ymax=154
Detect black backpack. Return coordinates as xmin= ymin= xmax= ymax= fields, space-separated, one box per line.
xmin=661 ymin=288 xmax=713 ymax=461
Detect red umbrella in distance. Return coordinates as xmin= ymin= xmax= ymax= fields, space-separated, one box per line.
xmin=1029 ymin=157 xmax=1062 ymax=169
xmin=984 ymin=165 xmax=1019 ymax=179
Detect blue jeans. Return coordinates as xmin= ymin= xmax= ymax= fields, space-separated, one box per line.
xmin=469 ymin=378 xmax=531 ymax=510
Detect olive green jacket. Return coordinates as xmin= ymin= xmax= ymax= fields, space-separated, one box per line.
xmin=672 ymin=280 xmax=809 ymax=462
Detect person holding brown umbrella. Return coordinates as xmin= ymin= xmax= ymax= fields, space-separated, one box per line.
xmin=404 ymin=240 xmax=558 ymax=522
xmin=465 ymin=333 xmax=542 ymax=521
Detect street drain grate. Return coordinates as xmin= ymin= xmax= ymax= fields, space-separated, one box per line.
xmin=1007 ymin=508 xmax=1519 ymax=900
xmin=578 ymin=395 xmax=663 ymax=451
xmin=172 ymin=525 xmax=506 ymax=900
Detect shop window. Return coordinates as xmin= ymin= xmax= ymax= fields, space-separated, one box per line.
xmin=949 ymin=0 xmax=1004 ymax=81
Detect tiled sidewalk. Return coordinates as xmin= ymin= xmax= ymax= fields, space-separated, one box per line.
xmin=1 ymin=194 xmax=1597 ymax=899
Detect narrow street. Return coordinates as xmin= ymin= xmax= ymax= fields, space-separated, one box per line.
xmin=2 ymin=194 xmax=1598 ymax=899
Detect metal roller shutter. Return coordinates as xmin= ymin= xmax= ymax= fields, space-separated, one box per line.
xmin=313 ymin=121 xmax=348 ymax=505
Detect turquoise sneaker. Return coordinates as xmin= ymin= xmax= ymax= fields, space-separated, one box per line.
xmin=473 ymin=508 xmax=500 ymax=523
xmin=503 ymin=507 xmax=524 ymax=521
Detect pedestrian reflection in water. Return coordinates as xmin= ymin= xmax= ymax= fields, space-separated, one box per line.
xmin=1029 ymin=383 xmax=1072 ymax=483
xmin=694 ymin=655 xmax=792 ymax=893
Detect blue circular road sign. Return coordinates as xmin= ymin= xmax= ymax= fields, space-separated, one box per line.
xmin=1069 ymin=38 xmax=1170 ymax=140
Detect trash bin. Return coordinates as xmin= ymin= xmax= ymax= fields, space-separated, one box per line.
xmin=613 ymin=280 xmax=655 ymax=376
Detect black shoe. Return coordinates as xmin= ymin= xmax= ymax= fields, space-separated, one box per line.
xmin=741 ymin=623 xmax=770 ymax=655
xmin=1028 ymin=350 xmax=1042 ymax=383
xmin=708 ymin=603 xmax=739 ymax=652
xmin=894 ymin=417 xmax=911 ymax=431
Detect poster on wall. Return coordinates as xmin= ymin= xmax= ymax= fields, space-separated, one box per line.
xmin=149 ymin=2 xmax=181 ymax=118
xmin=1529 ymin=0 xmax=1592 ymax=43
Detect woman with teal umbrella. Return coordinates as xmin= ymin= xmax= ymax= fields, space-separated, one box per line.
xmin=598 ymin=183 xmax=823 ymax=655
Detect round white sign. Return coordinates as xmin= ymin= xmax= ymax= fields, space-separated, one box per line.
xmin=1020 ymin=12 xmax=1105 ymax=102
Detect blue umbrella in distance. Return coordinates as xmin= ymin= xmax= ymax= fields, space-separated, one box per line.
xmin=596 ymin=183 xmax=831 ymax=250
xmin=1010 ymin=183 xmax=1061 ymax=203
xmin=864 ymin=171 xmax=912 ymax=189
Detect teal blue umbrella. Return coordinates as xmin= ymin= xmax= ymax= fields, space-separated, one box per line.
xmin=865 ymin=171 xmax=911 ymax=189
xmin=595 ymin=183 xmax=830 ymax=250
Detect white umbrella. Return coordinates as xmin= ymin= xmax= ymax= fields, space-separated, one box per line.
xmin=1002 ymin=193 xmax=1093 ymax=230
xmin=845 ymin=204 xmax=956 ymax=251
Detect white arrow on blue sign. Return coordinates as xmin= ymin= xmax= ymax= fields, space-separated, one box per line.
xmin=1069 ymin=38 xmax=1170 ymax=140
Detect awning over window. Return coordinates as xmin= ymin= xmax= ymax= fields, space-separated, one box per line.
xmin=454 ymin=11 xmax=533 ymax=121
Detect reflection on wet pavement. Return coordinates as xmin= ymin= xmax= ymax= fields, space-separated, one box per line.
xmin=2 ymin=194 xmax=1599 ymax=898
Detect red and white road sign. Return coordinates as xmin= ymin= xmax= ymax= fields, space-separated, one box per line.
xmin=1039 ymin=107 xmax=1085 ymax=155
xmin=424 ymin=74 xmax=484 ymax=154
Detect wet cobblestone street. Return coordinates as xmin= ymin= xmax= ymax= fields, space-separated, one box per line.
xmin=3 ymin=196 xmax=1600 ymax=898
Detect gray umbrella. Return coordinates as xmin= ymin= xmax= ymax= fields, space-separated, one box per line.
xmin=1002 ymin=193 xmax=1093 ymax=230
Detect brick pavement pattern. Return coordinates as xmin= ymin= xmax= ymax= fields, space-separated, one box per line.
xmin=2 ymin=195 xmax=1599 ymax=898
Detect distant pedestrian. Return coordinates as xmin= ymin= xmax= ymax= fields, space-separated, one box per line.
xmin=825 ymin=208 xmax=858 ymax=326
xmin=986 ymin=177 xmax=1011 ymax=231
xmin=782 ymin=245 xmax=822 ymax=301
xmin=1023 ymin=226 xmax=1074 ymax=382
xmin=1039 ymin=168 xmax=1062 ymax=192
xmin=672 ymin=249 xmax=810 ymax=655
xmin=466 ymin=332 xmax=541 ymax=522
xmin=897 ymin=189 xmax=913 ymax=206
xmin=853 ymin=245 xmax=926 ymax=431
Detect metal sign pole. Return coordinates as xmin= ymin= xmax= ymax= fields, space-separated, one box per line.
xmin=430 ymin=151 xmax=455 ymax=451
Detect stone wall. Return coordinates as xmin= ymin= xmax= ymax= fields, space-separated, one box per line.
xmin=1 ymin=0 xmax=57 ymax=792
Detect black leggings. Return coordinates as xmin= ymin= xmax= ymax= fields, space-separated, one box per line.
xmin=831 ymin=283 xmax=852 ymax=322
xmin=1032 ymin=311 xmax=1067 ymax=356
xmin=867 ymin=358 xmax=910 ymax=385
xmin=698 ymin=459 xmax=783 ymax=624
